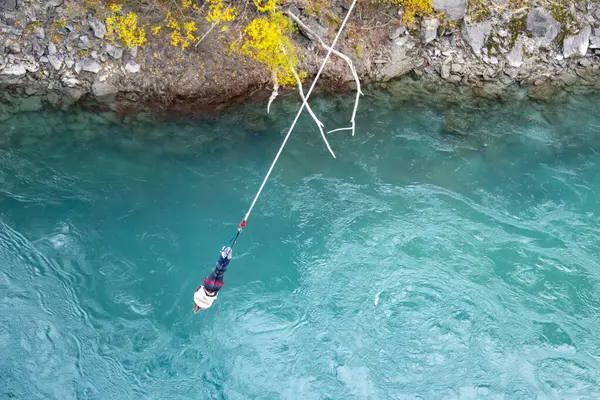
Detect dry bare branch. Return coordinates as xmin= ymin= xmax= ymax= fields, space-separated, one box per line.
xmin=286 ymin=11 xmax=363 ymax=136
xmin=267 ymin=71 xmax=279 ymax=114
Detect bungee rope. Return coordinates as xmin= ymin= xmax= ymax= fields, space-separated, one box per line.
xmin=228 ymin=0 xmax=358 ymax=245
xmin=196 ymin=0 xmax=359 ymax=312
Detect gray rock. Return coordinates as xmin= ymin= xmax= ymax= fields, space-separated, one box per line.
xmin=46 ymin=91 xmax=61 ymax=107
xmin=65 ymin=57 xmax=74 ymax=69
xmin=0 ymin=0 xmax=16 ymax=10
xmin=91 ymin=50 xmax=98 ymax=59
xmin=81 ymin=59 xmax=101 ymax=73
xmin=579 ymin=58 xmax=591 ymax=67
xmin=48 ymin=55 xmax=63 ymax=71
xmin=526 ymin=7 xmax=561 ymax=49
xmin=25 ymin=86 xmax=40 ymax=96
xmin=378 ymin=40 xmax=420 ymax=81
xmin=432 ymin=0 xmax=467 ymax=20
xmin=106 ymin=44 xmax=123 ymax=59
xmin=389 ymin=26 xmax=406 ymax=40
xmin=65 ymin=87 xmax=85 ymax=102
xmin=441 ymin=61 xmax=451 ymax=80
xmin=555 ymin=72 xmax=578 ymax=85
xmin=40 ymin=56 xmax=49 ymax=63
xmin=463 ymin=21 xmax=492 ymax=57
xmin=421 ymin=18 xmax=440 ymax=44
xmin=563 ymin=25 xmax=591 ymax=58
xmin=62 ymin=76 xmax=81 ymax=88
xmin=130 ymin=46 xmax=138 ymax=58
xmin=92 ymin=81 xmax=119 ymax=97
xmin=394 ymin=35 xmax=411 ymax=47
xmin=79 ymin=35 xmax=91 ymax=49
xmin=88 ymin=17 xmax=106 ymax=39
xmin=451 ymin=63 xmax=463 ymax=73
xmin=25 ymin=62 xmax=39 ymax=73
xmin=68 ymin=31 xmax=79 ymax=43
xmin=32 ymin=42 xmax=44 ymax=57
xmin=34 ymin=27 xmax=45 ymax=40
xmin=505 ymin=67 xmax=519 ymax=78
xmin=20 ymin=96 xmax=43 ymax=112
xmin=125 ymin=61 xmax=140 ymax=73
xmin=48 ymin=42 xmax=57 ymax=55
xmin=6 ymin=40 xmax=21 ymax=54
xmin=1 ymin=64 xmax=26 ymax=76
xmin=507 ymin=40 xmax=523 ymax=68
xmin=48 ymin=0 xmax=64 ymax=6
xmin=590 ymin=35 xmax=600 ymax=49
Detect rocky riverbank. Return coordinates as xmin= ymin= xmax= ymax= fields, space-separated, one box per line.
xmin=1 ymin=0 xmax=599 ymax=119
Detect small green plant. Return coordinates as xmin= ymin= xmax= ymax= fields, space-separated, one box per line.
xmin=549 ymin=0 xmax=579 ymax=45
xmin=52 ymin=19 xmax=67 ymax=29
xmin=468 ymin=0 xmax=491 ymax=23
xmin=508 ymin=13 xmax=527 ymax=48
xmin=306 ymin=0 xmax=328 ymax=16
xmin=78 ymin=49 xmax=90 ymax=57
xmin=485 ymin=32 xmax=501 ymax=56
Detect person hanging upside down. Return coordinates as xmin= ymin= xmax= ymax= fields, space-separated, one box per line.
xmin=193 ymin=246 xmax=232 ymax=312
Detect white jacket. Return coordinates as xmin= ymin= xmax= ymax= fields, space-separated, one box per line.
xmin=194 ymin=286 xmax=217 ymax=310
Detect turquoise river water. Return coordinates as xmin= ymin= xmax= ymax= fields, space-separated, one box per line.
xmin=1 ymin=88 xmax=600 ymax=399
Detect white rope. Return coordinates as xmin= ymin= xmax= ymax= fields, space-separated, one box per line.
xmin=242 ymin=0 xmax=358 ymax=224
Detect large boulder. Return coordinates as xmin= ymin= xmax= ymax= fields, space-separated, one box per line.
xmin=106 ymin=44 xmax=123 ymax=59
xmin=79 ymin=59 xmax=102 ymax=74
xmin=20 ymin=96 xmax=43 ymax=113
xmin=563 ymin=25 xmax=591 ymax=58
xmin=507 ymin=38 xmax=523 ymax=67
xmin=421 ymin=18 xmax=440 ymax=44
xmin=463 ymin=21 xmax=492 ymax=57
xmin=1 ymin=63 xmax=26 ymax=76
xmin=48 ymin=55 xmax=63 ymax=71
xmin=88 ymin=17 xmax=106 ymax=39
xmin=526 ymin=7 xmax=561 ymax=49
xmin=92 ymin=81 xmax=119 ymax=97
xmin=0 ymin=0 xmax=17 ymax=10
xmin=590 ymin=34 xmax=600 ymax=49
xmin=432 ymin=0 xmax=467 ymax=20
xmin=378 ymin=37 xmax=420 ymax=81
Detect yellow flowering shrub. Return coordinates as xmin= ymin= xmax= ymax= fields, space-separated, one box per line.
xmin=372 ymin=0 xmax=432 ymax=24
xmin=206 ymin=0 xmax=238 ymax=24
xmin=253 ymin=0 xmax=278 ymax=13
xmin=232 ymin=12 xmax=303 ymax=86
xmin=164 ymin=11 xmax=199 ymax=50
xmin=105 ymin=4 xmax=146 ymax=48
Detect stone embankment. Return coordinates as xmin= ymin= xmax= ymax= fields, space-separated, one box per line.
xmin=1 ymin=0 xmax=599 ymax=119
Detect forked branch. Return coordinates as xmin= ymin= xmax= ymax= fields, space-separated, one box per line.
xmin=286 ymin=11 xmax=363 ymax=136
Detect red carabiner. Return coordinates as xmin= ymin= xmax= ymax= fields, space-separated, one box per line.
xmin=239 ymin=219 xmax=247 ymax=228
